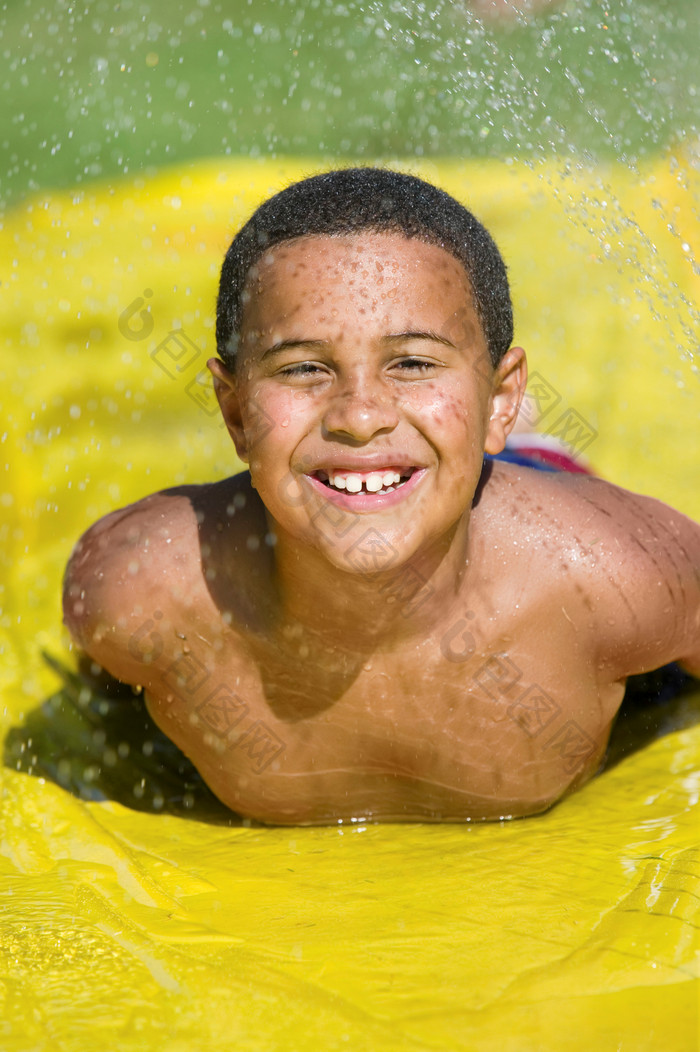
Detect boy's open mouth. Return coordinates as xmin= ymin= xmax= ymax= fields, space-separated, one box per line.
xmin=312 ymin=467 xmax=416 ymax=496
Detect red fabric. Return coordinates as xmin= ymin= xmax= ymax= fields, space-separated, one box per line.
xmin=508 ymin=444 xmax=594 ymax=475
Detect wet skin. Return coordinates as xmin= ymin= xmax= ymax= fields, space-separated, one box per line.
xmin=63 ymin=233 xmax=700 ymax=825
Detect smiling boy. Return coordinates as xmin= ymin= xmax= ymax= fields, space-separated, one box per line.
xmin=63 ymin=168 xmax=700 ymax=825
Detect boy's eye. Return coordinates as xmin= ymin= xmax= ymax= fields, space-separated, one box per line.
xmin=276 ymin=357 xmax=438 ymax=380
xmin=278 ymin=362 xmax=325 ymax=378
xmin=393 ymin=357 xmax=436 ymax=373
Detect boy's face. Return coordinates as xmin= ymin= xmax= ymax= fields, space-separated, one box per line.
xmin=210 ymin=232 xmax=525 ymax=572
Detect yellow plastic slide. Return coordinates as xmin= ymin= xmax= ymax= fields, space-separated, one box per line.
xmin=1 ymin=159 xmax=698 ymax=1050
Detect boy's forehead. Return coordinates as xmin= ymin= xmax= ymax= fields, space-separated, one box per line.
xmin=237 ymin=232 xmax=487 ymax=355
xmin=247 ymin=232 xmax=473 ymax=298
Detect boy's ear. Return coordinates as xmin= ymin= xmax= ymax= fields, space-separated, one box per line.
xmin=207 ymin=358 xmax=250 ymax=463
xmin=484 ymin=346 xmax=528 ymax=455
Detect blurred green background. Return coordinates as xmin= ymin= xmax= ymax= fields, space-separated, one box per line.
xmin=2 ymin=0 xmax=699 ymax=209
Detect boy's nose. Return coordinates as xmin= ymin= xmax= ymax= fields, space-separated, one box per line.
xmin=321 ymin=376 xmax=399 ymax=442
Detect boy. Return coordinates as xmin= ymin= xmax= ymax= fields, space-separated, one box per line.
xmin=63 ymin=168 xmax=700 ymax=825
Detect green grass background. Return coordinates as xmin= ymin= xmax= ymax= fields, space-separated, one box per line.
xmin=2 ymin=0 xmax=699 ymax=208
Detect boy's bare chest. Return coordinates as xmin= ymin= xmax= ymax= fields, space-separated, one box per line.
xmin=145 ymin=621 xmax=615 ymax=824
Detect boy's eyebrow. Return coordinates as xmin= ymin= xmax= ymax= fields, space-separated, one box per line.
xmin=383 ymin=330 xmax=456 ymax=348
xmin=260 ymin=330 xmax=457 ymax=361
xmin=261 ymin=338 xmax=328 ymax=361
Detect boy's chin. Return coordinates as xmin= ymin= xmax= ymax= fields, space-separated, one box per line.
xmin=306 ymin=518 xmax=447 ymax=580
xmin=265 ymin=511 xmax=413 ymax=577
xmin=265 ymin=473 xmax=473 ymax=572
xmin=318 ymin=537 xmax=406 ymax=579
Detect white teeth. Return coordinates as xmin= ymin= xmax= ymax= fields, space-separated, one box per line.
xmin=325 ymin=469 xmax=409 ymax=493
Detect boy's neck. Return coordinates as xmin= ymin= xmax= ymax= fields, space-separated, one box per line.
xmin=266 ymin=512 xmax=473 ymax=651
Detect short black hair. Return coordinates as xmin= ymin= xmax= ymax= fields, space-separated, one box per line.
xmin=216 ymin=167 xmax=513 ymax=368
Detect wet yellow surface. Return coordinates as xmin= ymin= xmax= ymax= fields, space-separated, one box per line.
xmin=1 ymin=158 xmax=698 ymax=1049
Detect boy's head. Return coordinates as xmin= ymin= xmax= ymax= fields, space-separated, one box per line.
xmin=209 ymin=172 xmax=527 ymax=574
xmin=216 ymin=167 xmax=513 ymax=369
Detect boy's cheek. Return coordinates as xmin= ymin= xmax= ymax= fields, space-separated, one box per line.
xmin=242 ymin=385 xmax=326 ymax=447
xmin=239 ymin=384 xmax=290 ymax=436
xmin=240 ymin=397 xmax=279 ymax=448
xmin=407 ymin=388 xmax=480 ymax=434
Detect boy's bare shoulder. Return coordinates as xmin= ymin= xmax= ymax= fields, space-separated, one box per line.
xmin=66 ymin=485 xmax=203 ymax=582
xmin=482 ymin=457 xmax=697 ymax=549
xmin=63 ymin=474 xmax=260 ymax=653
xmin=481 ymin=460 xmax=700 ymax=677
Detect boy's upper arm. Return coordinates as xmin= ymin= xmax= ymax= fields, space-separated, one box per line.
xmin=575 ymin=479 xmax=700 ymax=680
xmin=62 ymin=490 xmax=195 ymax=685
